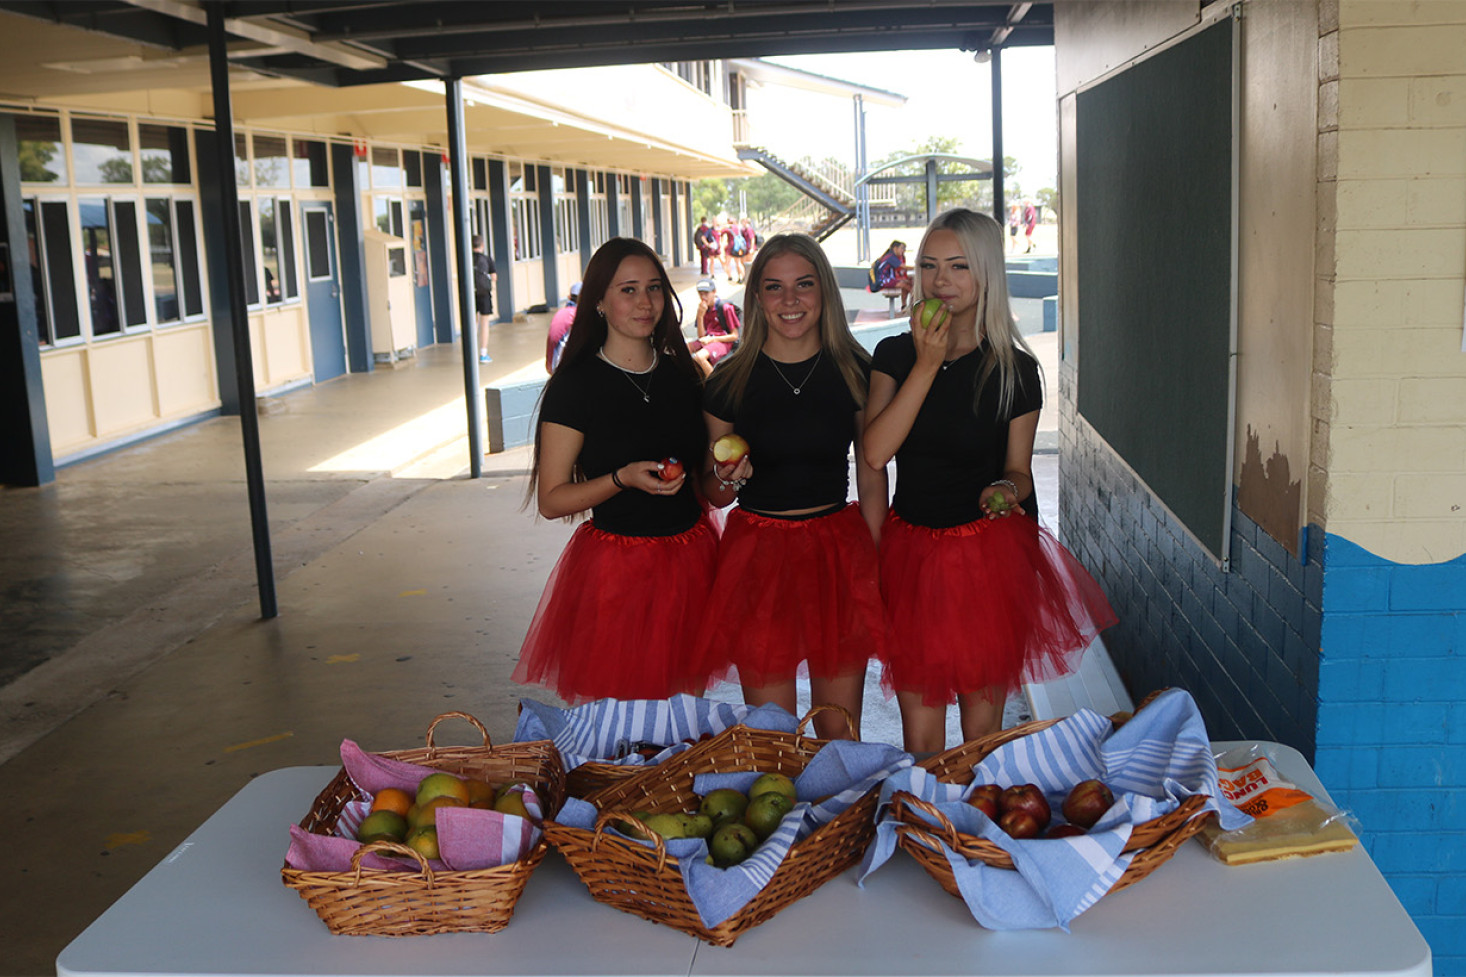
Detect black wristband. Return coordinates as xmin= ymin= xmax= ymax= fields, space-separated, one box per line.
xmin=611 ymin=469 xmax=626 ymax=490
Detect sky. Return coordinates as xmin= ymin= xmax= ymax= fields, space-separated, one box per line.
xmin=746 ymin=46 xmax=1058 ymax=195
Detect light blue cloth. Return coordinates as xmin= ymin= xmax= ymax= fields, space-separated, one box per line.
xmin=512 ymin=695 xmax=797 ymax=771
xmin=557 ymin=738 xmax=911 ymax=929
xmin=859 ymin=688 xmax=1251 ymax=931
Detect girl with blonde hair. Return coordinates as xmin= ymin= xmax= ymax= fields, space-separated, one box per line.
xmin=863 ymin=209 xmax=1116 ymax=754
xmin=698 ymin=233 xmax=888 ymax=740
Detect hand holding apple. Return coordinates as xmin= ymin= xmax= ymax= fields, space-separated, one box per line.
xmin=658 ymin=457 xmax=684 ymax=482
xmin=914 ymin=297 xmax=950 ymax=330
xmin=712 ymin=434 xmax=749 ymax=467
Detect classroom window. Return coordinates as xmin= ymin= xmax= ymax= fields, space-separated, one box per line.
xmin=292 ymin=139 xmax=329 ymax=188
xmin=371 ymin=146 xmax=401 ymax=189
xmin=16 ymin=115 xmax=66 ymax=184
xmin=234 ymin=133 xmax=251 ymax=187
xmin=23 ymin=198 xmax=81 ymax=344
xmin=253 ymin=134 xmax=289 ymax=188
xmin=238 ymin=200 xmax=259 ymax=306
xmin=258 ymin=198 xmax=297 ymax=305
xmin=73 ymin=118 xmax=133 ymax=185
xmin=304 ymin=208 xmax=332 ymax=280
xmin=175 ymin=200 xmax=203 ymax=318
xmin=138 ymin=124 xmax=191 ymax=185
xmin=111 ymin=200 xmax=147 ymax=328
xmin=472 ymin=158 xmax=487 ymax=192
xmin=145 ymin=199 xmax=179 ymax=321
xmin=79 ymin=199 xmax=119 ymax=334
xmin=403 ymin=150 xmax=422 ymax=188
xmin=373 ymin=197 xmax=403 ymax=238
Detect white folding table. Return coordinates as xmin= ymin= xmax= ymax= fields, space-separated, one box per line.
xmin=57 ymin=742 xmax=1432 ymax=977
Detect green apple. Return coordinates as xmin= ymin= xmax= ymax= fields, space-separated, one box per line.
xmin=709 ymin=821 xmax=759 ymax=867
xmin=748 ymin=772 xmax=797 ymax=804
xmin=699 ymin=788 xmax=749 ymax=826
xmin=916 ymin=297 xmax=949 ymax=330
xmin=641 ymin=813 xmax=687 ymax=839
xmin=743 ymin=790 xmax=794 ymax=842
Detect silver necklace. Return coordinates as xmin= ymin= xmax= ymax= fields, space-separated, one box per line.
xmin=768 ymin=350 xmax=822 ymax=396
xmin=599 ymin=347 xmax=656 ymax=403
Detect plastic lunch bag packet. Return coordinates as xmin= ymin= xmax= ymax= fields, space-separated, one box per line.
xmin=1198 ymin=741 xmax=1358 ymax=865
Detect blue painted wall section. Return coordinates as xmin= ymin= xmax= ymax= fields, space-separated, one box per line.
xmin=1314 ymin=534 xmax=1466 ymax=972
xmin=1060 ymin=365 xmax=1464 ymax=972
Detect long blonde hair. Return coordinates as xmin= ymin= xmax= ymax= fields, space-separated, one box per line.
xmin=708 ymin=233 xmax=870 ymax=411
xmin=914 ymin=208 xmax=1040 ymax=419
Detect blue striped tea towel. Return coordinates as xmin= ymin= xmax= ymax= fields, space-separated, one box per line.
xmin=512 ymin=694 xmax=797 ymax=771
xmin=859 ymin=688 xmax=1250 ymax=931
xmin=558 ymin=738 xmax=910 ymax=929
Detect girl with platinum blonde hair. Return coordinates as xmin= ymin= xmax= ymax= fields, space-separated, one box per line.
xmin=864 ymin=208 xmax=1116 ymax=755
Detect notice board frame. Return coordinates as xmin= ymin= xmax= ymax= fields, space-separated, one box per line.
xmin=1074 ymin=10 xmax=1240 ymax=566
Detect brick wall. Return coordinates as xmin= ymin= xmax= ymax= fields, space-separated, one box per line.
xmin=1058 ymin=366 xmax=1320 ymax=755
xmin=1314 ymin=532 xmax=1466 ymax=969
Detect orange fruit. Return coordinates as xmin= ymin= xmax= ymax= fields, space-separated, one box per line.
xmin=464 ymin=778 xmax=498 ymax=809
xmin=369 ymin=787 xmax=413 ymax=818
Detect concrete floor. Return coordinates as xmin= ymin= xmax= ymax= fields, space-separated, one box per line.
xmin=0 ymin=263 xmax=1061 ymax=976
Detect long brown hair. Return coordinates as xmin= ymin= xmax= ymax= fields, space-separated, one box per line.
xmin=707 ymin=233 xmax=871 ymax=412
xmin=526 ymin=237 xmax=698 ymax=506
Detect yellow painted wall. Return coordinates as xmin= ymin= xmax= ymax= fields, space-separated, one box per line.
xmin=1316 ymin=0 xmax=1466 ymax=562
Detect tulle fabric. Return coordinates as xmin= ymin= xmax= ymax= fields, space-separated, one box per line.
xmin=696 ymin=503 xmax=886 ymax=687
xmin=514 ymin=517 xmax=724 ymax=704
xmin=878 ymin=512 xmax=1117 ymax=706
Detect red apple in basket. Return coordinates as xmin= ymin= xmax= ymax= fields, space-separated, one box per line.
xmin=711 ymin=434 xmax=749 ymax=467
xmin=998 ymin=809 xmax=1043 ymax=840
xmin=999 ymin=784 xmax=1051 ymax=831
xmin=658 ymin=457 xmax=684 ymax=481
xmin=1046 ymin=824 xmax=1087 ymax=839
xmin=967 ymin=783 xmax=1002 ymax=820
xmin=1061 ymin=779 xmax=1115 ymax=830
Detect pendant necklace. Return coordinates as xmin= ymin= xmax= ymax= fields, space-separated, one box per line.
xmin=768 ymin=349 xmax=822 ymax=396
xmin=599 ymin=347 xmax=656 ymax=403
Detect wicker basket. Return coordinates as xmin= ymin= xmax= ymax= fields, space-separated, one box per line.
xmin=280 ymin=711 xmax=566 ymax=936
xmin=544 ymin=705 xmax=875 ymax=947
xmin=888 ymin=700 xmax=1214 ymax=902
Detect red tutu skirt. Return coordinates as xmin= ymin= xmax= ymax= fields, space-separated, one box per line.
xmin=514 ymin=517 xmax=723 ymax=704
xmin=696 ymin=503 xmax=886 ymax=687
xmin=878 ymin=512 xmax=1117 ymax=706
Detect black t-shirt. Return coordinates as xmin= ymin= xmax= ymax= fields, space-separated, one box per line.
xmin=871 ymin=333 xmax=1042 ymax=528
xmin=704 ymin=352 xmax=864 ymax=512
xmin=539 ymin=354 xmax=705 ymax=536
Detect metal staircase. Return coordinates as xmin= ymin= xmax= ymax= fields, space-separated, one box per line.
xmin=738 ymin=146 xmax=891 ymax=241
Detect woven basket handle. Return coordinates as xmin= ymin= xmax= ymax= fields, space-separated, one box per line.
xmin=796 ymin=703 xmax=856 ymax=740
xmin=894 ymin=821 xmax=949 ymax=855
xmin=424 ymin=711 xmax=492 ymax=750
xmin=592 ymin=810 xmax=671 ymax=873
xmin=894 ymin=792 xmax=962 ymax=848
xmin=350 ymin=840 xmax=436 ymax=887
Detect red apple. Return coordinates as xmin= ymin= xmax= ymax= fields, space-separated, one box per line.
xmin=658 ymin=457 xmax=683 ymax=481
xmin=915 ymin=297 xmax=949 ymax=330
xmin=998 ymin=809 xmax=1043 ymax=839
xmin=999 ymin=784 xmax=1051 ymax=831
xmin=1061 ymin=779 xmax=1114 ymax=829
xmin=1046 ymin=824 xmax=1087 ymax=839
xmin=967 ymin=783 xmax=1002 ymax=819
xmin=711 ymin=434 xmax=749 ymax=467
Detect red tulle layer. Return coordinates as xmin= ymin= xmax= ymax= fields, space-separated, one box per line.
xmin=878 ymin=512 xmax=1118 ymax=706
xmin=696 ymin=503 xmax=887 ymax=687
xmin=514 ymin=517 xmax=725 ymax=704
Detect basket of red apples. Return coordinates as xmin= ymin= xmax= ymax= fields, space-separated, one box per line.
xmin=887 ymin=699 xmax=1213 ymax=902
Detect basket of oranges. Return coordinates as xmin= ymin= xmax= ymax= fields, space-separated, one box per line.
xmin=281 ymin=711 xmax=565 ymax=936
xmin=544 ymin=705 xmax=908 ymax=947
